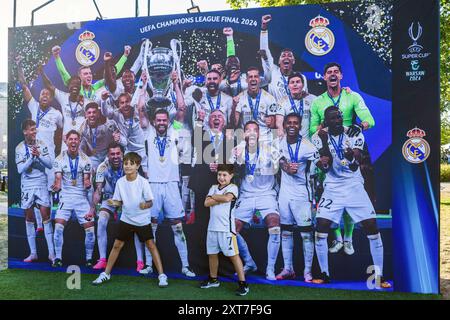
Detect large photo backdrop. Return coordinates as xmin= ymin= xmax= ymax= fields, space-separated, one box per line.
xmin=7 ymin=0 xmax=439 ymax=294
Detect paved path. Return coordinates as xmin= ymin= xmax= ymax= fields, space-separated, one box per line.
xmin=0 ymin=192 xmax=7 ymax=215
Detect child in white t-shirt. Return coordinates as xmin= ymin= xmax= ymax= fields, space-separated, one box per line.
xmin=200 ymin=164 xmax=249 ymax=296
xmin=92 ymin=152 xmax=168 ymax=287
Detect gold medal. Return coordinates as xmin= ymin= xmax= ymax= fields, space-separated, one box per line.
xmin=92 ymin=150 xmax=97 ymax=155
xmin=341 ymin=159 xmax=348 ymax=166
xmin=159 ymin=156 xmax=165 ymax=162
xmin=26 ymin=168 xmax=32 ymax=174
xmin=246 ymin=175 xmax=254 ymax=183
xmin=71 ymin=179 xmax=77 ymax=186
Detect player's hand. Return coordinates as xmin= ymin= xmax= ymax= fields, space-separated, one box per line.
xmin=84 ymin=208 xmax=95 ymax=221
xmin=347 ymin=123 xmax=363 ymax=137
xmin=52 ymin=45 xmax=61 ymax=58
xmin=257 ymin=49 xmax=268 ymax=61
xmin=113 ymin=130 xmax=121 ymax=143
xmin=318 ymin=128 xmax=328 ymax=143
xmin=140 ymin=70 xmax=148 ymax=86
xmin=232 ymin=95 xmax=240 ymax=107
xmin=171 ymin=71 xmax=178 ymax=83
xmin=103 ymin=51 xmax=112 ymax=62
xmin=209 ymin=162 xmax=218 ymax=173
xmin=264 ymin=115 xmax=275 ymax=128
xmin=320 ymin=155 xmax=331 ymax=168
xmin=124 ymin=45 xmax=131 ymax=57
xmin=196 ymin=108 xmax=206 ymax=121
xmin=51 ymin=183 xmax=61 ymax=193
xmin=261 ymin=14 xmax=272 ymax=30
xmin=288 ymin=162 xmax=299 ymax=174
xmin=139 ymin=202 xmax=149 ymax=210
xmin=344 ymin=87 xmax=352 ymax=94
xmin=101 ymin=91 xmax=110 ymax=101
xmin=107 ymin=199 xmax=121 ymax=207
xmin=36 ymin=65 xmax=44 ymax=75
xmin=223 ymin=27 xmax=234 ymax=36
xmin=344 ymin=148 xmax=354 ymax=161
xmin=197 ymin=60 xmax=208 ymax=72
xmin=84 ymin=179 xmax=92 ymax=190
xmin=31 ymin=145 xmax=40 ymax=157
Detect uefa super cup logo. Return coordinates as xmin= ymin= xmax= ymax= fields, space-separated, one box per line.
xmin=141 ymin=39 xmax=182 ymax=108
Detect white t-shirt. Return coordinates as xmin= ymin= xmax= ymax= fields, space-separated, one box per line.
xmin=27 ymin=98 xmax=63 ymax=158
xmin=278 ymin=93 xmax=316 ymax=139
xmin=311 ymin=127 xmax=365 ymax=187
xmin=53 ymin=150 xmax=92 ymax=199
xmin=112 ymin=175 xmax=153 ymax=226
xmin=207 ymin=183 xmax=239 ymax=233
xmin=278 ymin=137 xmax=319 ymax=198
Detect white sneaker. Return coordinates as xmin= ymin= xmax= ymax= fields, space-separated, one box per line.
xmin=158 ymin=273 xmax=168 ymax=287
xmin=92 ymin=272 xmax=111 ymax=285
xmin=266 ymin=268 xmax=276 ymax=281
xmin=329 ymin=240 xmax=343 ymax=253
xmin=181 ymin=266 xmax=196 ymax=277
xmin=243 ymin=263 xmax=258 ymax=274
xmin=139 ymin=265 xmax=153 ymax=275
xmin=304 ymin=272 xmax=313 ymax=283
xmin=343 ymin=241 xmax=355 ymax=255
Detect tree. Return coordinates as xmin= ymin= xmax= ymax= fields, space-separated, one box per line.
xmin=227 ymin=0 xmax=450 ymax=142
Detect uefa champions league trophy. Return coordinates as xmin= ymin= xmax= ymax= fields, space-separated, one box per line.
xmin=140 ymin=38 xmax=182 ymax=110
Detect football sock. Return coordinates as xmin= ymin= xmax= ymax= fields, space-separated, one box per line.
xmin=134 ymin=233 xmax=144 ymax=262
xmin=54 ymin=223 xmax=65 ymax=260
xmin=343 ymin=213 xmax=354 ymax=242
xmin=34 ymin=207 xmax=43 ymax=230
xmin=237 ymin=233 xmax=255 ymax=266
xmin=43 ymin=220 xmax=55 ymax=257
xmin=267 ymin=227 xmax=281 ymax=271
xmin=301 ymin=231 xmax=314 ymax=274
xmin=144 ymin=246 xmax=153 ymax=266
xmin=85 ymin=227 xmax=95 ymax=260
xmin=368 ymin=233 xmax=384 ymax=276
xmin=281 ymin=230 xmax=294 ymax=270
xmin=315 ymin=232 xmax=329 ymax=276
xmin=97 ymin=212 xmax=109 ymax=259
xmin=189 ymin=189 xmax=195 ymax=211
xmin=25 ymin=221 xmax=37 ymax=255
xmin=181 ymin=176 xmax=190 ymax=211
xmin=171 ymin=223 xmax=189 ymax=267
xmin=334 ymin=228 xmax=343 ymax=242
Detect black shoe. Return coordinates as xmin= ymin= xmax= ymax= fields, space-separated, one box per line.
xmin=200 ymin=277 xmax=220 ymax=289
xmin=52 ymin=258 xmax=63 ymax=268
xmin=235 ymin=281 xmax=249 ymax=296
xmin=312 ymin=272 xmax=331 ymax=284
xmin=85 ymin=259 xmax=94 ymax=268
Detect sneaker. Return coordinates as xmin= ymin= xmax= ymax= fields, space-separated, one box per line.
xmin=93 ymin=258 xmax=107 ymax=270
xmin=139 ymin=265 xmax=153 ymax=275
xmin=85 ymin=259 xmax=94 ymax=268
xmin=200 ymin=277 xmax=220 ymax=289
xmin=243 ymin=263 xmax=258 ymax=274
xmin=379 ymin=276 xmax=392 ymax=289
xmin=304 ymin=272 xmax=313 ymax=283
xmin=312 ymin=272 xmax=331 ymax=284
xmin=266 ymin=268 xmax=276 ymax=281
xmin=52 ymin=258 xmax=63 ymax=268
xmin=136 ymin=260 xmax=144 ymax=272
xmin=158 ymin=273 xmax=168 ymax=288
xmin=48 ymin=254 xmax=56 ymax=264
xmin=235 ymin=282 xmax=249 ymax=296
xmin=329 ymin=240 xmax=343 ymax=253
xmin=182 ymin=266 xmax=196 ymax=277
xmin=23 ymin=254 xmax=38 ymax=263
xmin=343 ymin=241 xmax=355 ymax=255
xmin=275 ymin=268 xmax=296 ymax=280
xmin=92 ymin=272 xmax=111 ymax=285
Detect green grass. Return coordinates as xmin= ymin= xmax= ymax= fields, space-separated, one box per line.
xmin=0 ymin=269 xmax=441 ymax=300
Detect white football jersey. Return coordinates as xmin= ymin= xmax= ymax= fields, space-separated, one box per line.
xmin=53 ymin=150 xmax=92 ymax=199
xmin=311 ymin=127 xmax=365 ymax=186
xmin=279 ymin=93 xmax=316 ymax=139
xmin=207 ymin=183 xmax=239 ymax=233
xmin=278 ymin=137 xmax=319 ymax=198
xmin=54 ymin=89 xmax=85 ymax=135
xmin=15 ymin=139 xmax=52 ymax=190
xmin=96 ymin=158 xmax=123 ymax=200
xmin=195 ymin=89 xmax=233 ymax=130
xmin=144 ymin=126 xmax=180 ymax=183
xmin=27 ymin=98 xmax=63 ymax=158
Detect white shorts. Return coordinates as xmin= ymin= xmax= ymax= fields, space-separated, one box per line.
xmin=46 ymin=167 xmax=55 ymax=192
xmin=317 ymin=182 xmax=376 ymax=224
xmin=279 ymin=190 xmax=313 ymax=227
xmin=21 ymin=187 xmax=50 ymax=209
xmin=55 ymin=198 xmax=91 ymax=225
xmin=150 ymin=182 xmax=184 ymax=220
xmin=99 ymin=200 xmax=116 ymax=215
xmin=207 ymin=231 xmax=239 ymax=257
xmin=234 ymin=195 xmax=279 ymax=224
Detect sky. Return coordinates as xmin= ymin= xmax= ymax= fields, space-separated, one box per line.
xmin=0 ymin=0 xmax=258 ymax=83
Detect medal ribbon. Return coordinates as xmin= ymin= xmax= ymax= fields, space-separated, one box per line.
xmin=110 ymin=163 xmax=123 ymax=188
xmin=210 ymin=132 xmax=223 ymax=156
xmin=69 ymin=101 xmax=79 ymax=124
xmin=206 ymin=93 xmax=221 ymax=112
xmin=36 ymin=108 xmax=49 ymax=128
xmin=247 ymin=90 xmax=261 ymax=121
xmin=24 ymin=144 xmax=31 ymax=159
xmin=91 ymin=127 xmax=98 ymax=149
xmin=329 ymin=133 xmax=345 ymax=160
xmin=156 ymin=136 xmax=167 ymax=158
xmin=327 ymin=90 xmax=343 ymax=108
xmin=68 ymin=154 xmax=79 ymax=181
xmin=245 ymin=146 xmax=259 ymax=177
xmin=282 ymin=75 xmax=291 ymax=96
xmin=288 ymin=95 xmax=304 ymax=117
xmin=287 ymin=137 xmax=302 ymax=163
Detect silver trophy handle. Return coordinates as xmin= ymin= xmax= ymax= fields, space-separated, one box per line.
xmin=142 ymin=39 xmax=154 ymax=92
xmin=170 ymin=39 xmax=183 ymax=92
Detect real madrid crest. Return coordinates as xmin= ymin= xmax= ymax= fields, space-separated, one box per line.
xmin=305 ymin=15 xmax=335 ymax=56
xmin=402 ymin=127 xmax=430 ymax=164
xmin=76 ymin=30 xmax=100 ymax=66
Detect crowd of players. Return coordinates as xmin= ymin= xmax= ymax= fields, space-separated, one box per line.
xmin=14 ymin=14 xmax=391 ymax=289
